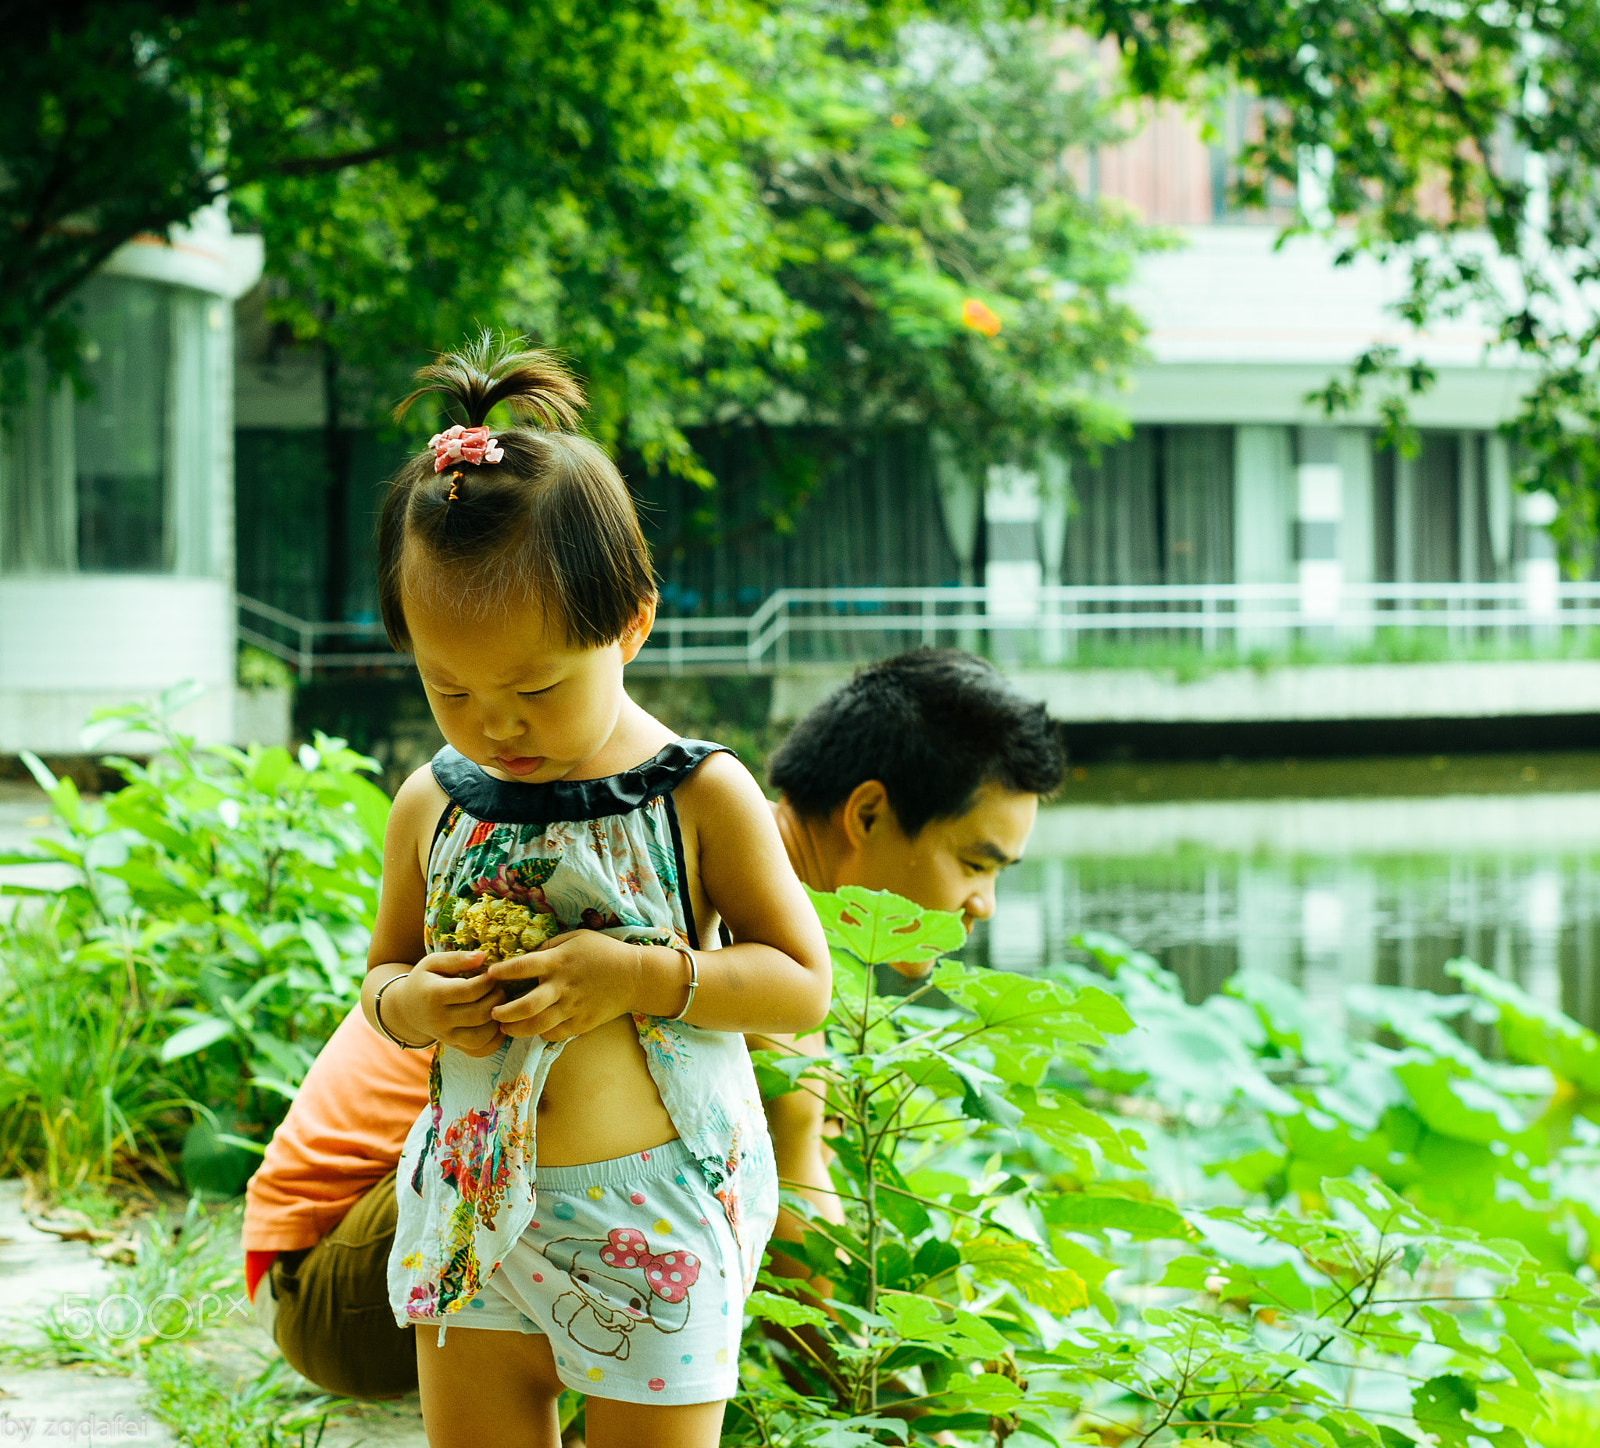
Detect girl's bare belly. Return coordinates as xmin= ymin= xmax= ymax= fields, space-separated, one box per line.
xmin=534 ymin=1014 xmax=679 ymax=1165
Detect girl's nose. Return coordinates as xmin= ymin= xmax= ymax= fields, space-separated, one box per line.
xmin=480 ymin=707 xmax=525 ymax=742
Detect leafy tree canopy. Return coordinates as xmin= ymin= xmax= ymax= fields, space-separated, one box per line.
xmin=9 ymin=0 xmax=1149 ymax=488
xmin=9 ymin=0 xmax=808 ymax=478
xmin=712 ymin=5 xmax=1151 ymax=465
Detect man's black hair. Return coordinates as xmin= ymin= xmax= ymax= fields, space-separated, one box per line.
xmin=767 ymin=649 xmax=1064 ymax=837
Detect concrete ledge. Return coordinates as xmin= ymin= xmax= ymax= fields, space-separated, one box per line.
xmin=1010 ymin=660 xmax=1600 ymax=722
xmin=0 ymin=689 xmax=233 ymax=755
xmin=1032 ymin=791 xmax=1600 ymax=858
xmin=772 ymin=658 xmax=1600 ymax=724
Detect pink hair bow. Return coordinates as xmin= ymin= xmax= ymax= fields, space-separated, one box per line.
xmin=600 ymin=1228 xmax=701 ymax=1303
xmin=429 ymin=424 xmax=504 ymax=474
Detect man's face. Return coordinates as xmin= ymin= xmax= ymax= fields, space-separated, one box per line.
xmin=842 ymin=780 xmax=1038 ymax=934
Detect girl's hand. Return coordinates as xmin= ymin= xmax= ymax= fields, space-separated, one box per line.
xmin=389 ymin=950 xmax=507 ymax=1057
xmin=487 ymin=931 xmax=644 ymax=1042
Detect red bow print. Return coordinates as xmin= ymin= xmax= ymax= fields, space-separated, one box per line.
xmin=600 ymin=1227 xmax=700 ymax=1303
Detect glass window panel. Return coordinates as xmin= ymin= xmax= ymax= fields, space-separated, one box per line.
xmin=74 ymin=277 xmax=171 ymax=572
xmin=1 ymin=354 xmax=77 ymax=573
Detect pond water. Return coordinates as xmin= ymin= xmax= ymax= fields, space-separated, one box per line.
xmin=974 ymin=751 xmax=1600 ymax=1033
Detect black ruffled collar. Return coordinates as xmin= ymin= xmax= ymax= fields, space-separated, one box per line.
xmin=430 ymin=739 xmax=731 ymax=825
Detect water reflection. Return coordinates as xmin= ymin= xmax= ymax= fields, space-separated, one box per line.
xmin=973 ymin=758 xmax=1600 ymax=1034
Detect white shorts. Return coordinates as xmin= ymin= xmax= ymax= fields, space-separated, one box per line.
xmin=410 ymin=1139 xmax=747 ymax=1406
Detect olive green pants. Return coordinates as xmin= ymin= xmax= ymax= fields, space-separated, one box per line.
xmin=269 ymin=1167 xmax=416 ymax=1399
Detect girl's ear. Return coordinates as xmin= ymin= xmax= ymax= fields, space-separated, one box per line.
xmin=618 ymin=598 xmax=657 ymax=664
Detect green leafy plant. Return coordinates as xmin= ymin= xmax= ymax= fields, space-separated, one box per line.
xmin=0 ymin=685 xmax=388 ymax=1194
xmin=733 ymin=889 xmax=1597 ymax=1445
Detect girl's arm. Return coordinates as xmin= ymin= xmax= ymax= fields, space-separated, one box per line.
xmin=361 ymin=767 xmax=506 ymax=1057
xmin=488 ymin=753 xmax=831 ymax=1040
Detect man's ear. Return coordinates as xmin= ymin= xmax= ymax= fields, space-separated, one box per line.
xmin=839 ymin=779 xmax=892 ymax=851
xmin=619 ymin=597 xmax=657 ymax=665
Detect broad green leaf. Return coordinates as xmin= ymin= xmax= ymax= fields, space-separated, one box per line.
xmin=940 ymin=1372 xmax=1024 ymax=1413
xmin=1042 ymin=1191 xmax=1190 ymax=1241
xmin=247 ymin=746 xmax=294 ymax=796
xmin=19 ymin=749 xmax=59 ymax=796
xmin=1449 ymin=957 xmax=1600 ymax=1093
xmin=804 ymin=885 xmax=965 ymax=967
xmin=160 ymin=1016 xmax=236 ymax=1062
xmin=959 ymin=1235 xmax=1088 ymax=1314
xmin=1411 ymin=1374 xmax=1486 ymax=1448
xmin=745 ymin=1291 xmax=830 ymax=1329
xmin=878 ymin=1296 xmax=1005 ymax=1354
xmin=300 ymin=918 xmax=345 ymax=980
xmin=1395 ymin=1058 xmax=1527 ymax=1144
xmin=1251 ymin=1421 xmax=1339 ymax=1448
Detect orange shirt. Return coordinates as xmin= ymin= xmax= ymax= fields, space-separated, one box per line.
xmin=241 ymin=1003 xmax=431 ymax=1253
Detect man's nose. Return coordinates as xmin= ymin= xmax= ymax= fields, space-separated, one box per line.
xmin=963 ymin=882 xmax=997 ymax=929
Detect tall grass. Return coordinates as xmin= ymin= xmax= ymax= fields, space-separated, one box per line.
xmin=0 ymin=909 xmax=185 ymax=1192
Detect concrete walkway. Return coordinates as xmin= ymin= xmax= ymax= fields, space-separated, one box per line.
xmin=0 ymin=1180 xmax=175 ymax=1445
xmin=0 ymin=1181 xmax=429 ymax=1446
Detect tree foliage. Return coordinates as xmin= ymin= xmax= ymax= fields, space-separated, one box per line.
xmin=7 ymin=0 xmax=803 ymax=474
xmin=715 ymin=6 xmax=1150 ymax=463
xmin=10 ymin=0 xmax=1148 ymax=489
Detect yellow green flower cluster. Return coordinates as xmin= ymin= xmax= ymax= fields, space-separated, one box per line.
xmin=445 ymin=895 xmax=562 ymax=962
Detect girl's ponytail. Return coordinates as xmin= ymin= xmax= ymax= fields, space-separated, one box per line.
xmin=393 ymin=330 xmax=586 ymax=432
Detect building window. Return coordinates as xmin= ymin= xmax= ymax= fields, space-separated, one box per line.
xmin=75 ymin=277 xmax=173 ymax=571
xmin=1 ymin=275 xmax=217 ymax=577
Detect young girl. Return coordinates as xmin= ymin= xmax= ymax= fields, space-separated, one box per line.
xmin=359 ymin=336 xmax=832 ymax=1448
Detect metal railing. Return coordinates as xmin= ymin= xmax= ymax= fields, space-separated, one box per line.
xmin=238 ymin=596 xmax=405 ymax=682
xmin=238 ymin=579 xmax=1600 ymax=680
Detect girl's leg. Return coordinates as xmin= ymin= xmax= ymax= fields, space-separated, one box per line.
xmin=416 ymin=1324 xmax=565 ymax=1448
xmin=583 ymin=1397 xmax=726 ymax=1448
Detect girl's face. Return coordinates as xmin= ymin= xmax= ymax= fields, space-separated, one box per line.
xmin=404 ymin=584 xmax=654 ymax=784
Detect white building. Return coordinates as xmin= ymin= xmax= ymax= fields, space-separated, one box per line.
xmin=972 ymin=99 xmax=1558 ymax=644
xmin=0 ymin=205 xmax=262 ymax=753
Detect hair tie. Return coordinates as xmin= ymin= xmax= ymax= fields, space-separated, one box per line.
xmin=446 ymin=471 xmax=462 ymax=503
xmin=429 ymin=424 xmax=504 ymax=474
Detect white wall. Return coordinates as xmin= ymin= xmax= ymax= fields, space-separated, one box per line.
xmin=1120 ymin=226 xmax=1532 ymax=428
xmin=0 ymin=577 xmax=235 ymax=751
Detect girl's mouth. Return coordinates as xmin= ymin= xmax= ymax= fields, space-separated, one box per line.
xmin=495 ymin=755 xmax=545 ymax=777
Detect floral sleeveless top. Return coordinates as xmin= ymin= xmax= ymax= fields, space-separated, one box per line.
xmin=387 ymin=740 xmax=778 ymax=1328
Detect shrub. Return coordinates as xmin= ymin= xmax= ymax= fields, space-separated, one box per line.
xmin=0 ymin=686 xmax=386 ymax=1194
xmin=732 ymin=888 xmax=1595 ymax=1446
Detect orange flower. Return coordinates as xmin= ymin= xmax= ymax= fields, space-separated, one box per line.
xmin=961 ymin=298 xmax=1002 ymax=337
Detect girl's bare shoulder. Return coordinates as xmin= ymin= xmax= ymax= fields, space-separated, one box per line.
xmin=672 ymin=747 xmax=774 ymax=838
xmin=387 ymin=762 xmax=452 ymax=874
